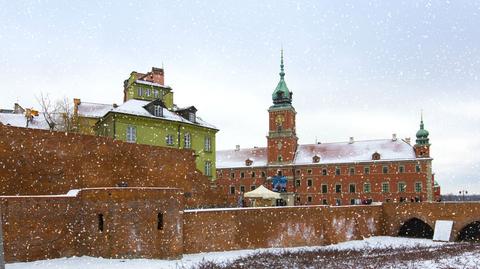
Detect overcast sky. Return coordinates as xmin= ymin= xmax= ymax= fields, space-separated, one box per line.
xmin=1 ymin=1 xmax=479 ymax=194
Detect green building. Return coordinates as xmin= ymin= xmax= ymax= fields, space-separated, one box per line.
xmin=74 ymin=67 xmax=218 ymax=179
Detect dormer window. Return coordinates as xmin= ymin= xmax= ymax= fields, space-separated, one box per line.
xmin=245 ymin=159 xmax=253 ymax=166
xmin=312 ymin=155 xmax=320 ymax=163
xmin=372 ymin=152 xmax=381 ymax=160
xmin=189 ymin=112 xmax=196 ymax=123
xmin=153 ymin=105 xmax=162 ymax=117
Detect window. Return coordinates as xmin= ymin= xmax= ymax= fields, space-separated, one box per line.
xmin=296 ymin=170 xmax=301 ymax=175
xmin=322 ymin=199 xmax=328 ymax=205
xmin=295 ymin=179 xmax=301 ymax=187
xmin=398 ymin=165 xmax=405 ymax=173
xmin=157 ymin=213 xmax=163 ymax=230
xmin=184 ymin=133 xmax=191 ymax=148
xmin=166 ymin=134 xmax=174 ymax=145
xmin=240 ymin=172 xmax=245 ymax=179
xmin=204 ymin=136 xmax=212 ymax=151
xmin=98 ymin=214 xmax=104 ymax=232
xmin=321 ymin=184 xmax=328 ymax=193
xmin=261 ymin=171 xmax=266 ymax=178
xmin=307 ymin=169 xmax=312 ymax=175
xmin=335 ymin=167 xmax=341 ymax=175
xmin=363 ymin=183 xmax=371 ymax=193
xmin=349 ymin=183 xmax=356 ymax=193
xmin=350 ymin=199 xmax=356 ymax=205
xmin=398 ymin=182 xmax=406 ymax=193
xmin=364 ymin=166 xmax=370 ymax=175
xmin=335 ymin=198 xmax=341 ymax=206
xmin=307 ymin=179 xmax=313 ymax=187
xmin=146 ymin=88 xmax=151 ymax=97
xmin=307 ymin=196 xmax=313 ymax=203
xmin=416 ymin=165 xmax=421 ymax=173
xmin=240 ymin=186 xmax=245 ymax=193
xmin=204 ymin=161 xmax=212 ymax=176
xmin=382 ymin=166 xmax=388 ymax=174
xmin=188 ymin=112 xmax=196 ymax=123
xmin=335 ymin=184 xmax=342 ymax=193
xmin=277 ymin=155 xmax=283 ymax=162
xmin=154 ymin=105 xmax=162 ymax=117
xmin=251 ymin=172 xmax=256 ymax=178
xmin=137 ymin=87 xmax=143 ymax=96
xmin=250 ymin=185 xmax=256 ymax=191
xmin=382 ymin=182 xmax=390 ymax=193
xmin=277 ymin=170 xmax=283 ymax=176
xmin=230 ymin=186 xmax=235 ymax=195
xmin=230 ymin=172 xmax=235 ymax=179
xmin=126 ymin=126 xmax=136 ymax=143
xmin=349 ymin=167 xmax=355 ymax=175
xmin=372 ymin=152 xmax=381 ymax=160
xmin=153 ymin=89 xmax=159 ymax=98
xmin=322 ymin=168 xmax=327 ymax=176
xmin=415 ymin=182 xmax=422 ymax=193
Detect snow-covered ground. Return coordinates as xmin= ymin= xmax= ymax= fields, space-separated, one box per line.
xmin=5 ymin=237 xmax=474 ymax=269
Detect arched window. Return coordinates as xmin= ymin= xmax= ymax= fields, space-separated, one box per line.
xmin=157 ymin=212 xmax=164 ymax=230
xmin=277 ymin=155 xmax=283 ymax=162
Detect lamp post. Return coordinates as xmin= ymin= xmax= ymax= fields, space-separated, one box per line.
xmin=459 ymin=190 xmax=468 ymax=201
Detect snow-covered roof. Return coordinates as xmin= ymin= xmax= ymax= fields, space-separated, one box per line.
xmin=217 ymin=147 xmax=268 ymax=168
xmin=217 ymin=139 xmax=419 ymax=169
xmin=106 ymin=99 xmax=217 ymax=130
xmin=135 ymin=80 xmax=171 ymax=89
xmin=0 ymin=112 xmax=50 ymax=130
xmin=77 ymin=102 xmax=114 ymax=118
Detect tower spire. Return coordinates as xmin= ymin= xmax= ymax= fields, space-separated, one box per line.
xmin=279 ymin=49 xmax=285 ymax=79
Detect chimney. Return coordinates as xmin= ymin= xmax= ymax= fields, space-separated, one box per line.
xmin=349 ymin=137 xmax=354 ymax=144
xmin=235 ymin=145 xmax=240 ymax=151
xmin=392 ymin=133 xmax=397 ymax=141
xmin=150 ymin=67 xmax=165 ymax=85
xmin=405 ymin=137 xmax=411 ymax=145
xmin=73 ymin=98 xmax=81 ymax=117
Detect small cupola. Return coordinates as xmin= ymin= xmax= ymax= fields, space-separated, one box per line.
xmin=312 ymin=155 xmax=320 ymax=163
xmin=415 ymin=112 xmax=430 ymax=146
xmin=245 ymin=158 xmax=253 ymax=166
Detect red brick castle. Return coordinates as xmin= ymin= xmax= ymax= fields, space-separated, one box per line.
xmin=216 ymin=51 xmax=440 ymax=206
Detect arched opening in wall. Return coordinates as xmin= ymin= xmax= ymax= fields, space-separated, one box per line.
xmin=398 ymin=218 xmax=433 ymax=239
xmin=457 ymin=221 xmax=480 ymax=242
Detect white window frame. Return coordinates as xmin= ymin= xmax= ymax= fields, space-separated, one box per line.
xmin=153 ymin=89 xmax=159 ymax=98
xmin=382 ymin=182 xmax=390 ymax=193
xmin=126 ymin=126 xmax=136 ymax=143
xmin=415 ymin=182 xmax=422 ymax=193
xmin=184 ymin=133 xmax=191 ymax=148
xmin=166 ymin=134 xmax=174 ymax=146
xmin=204 ymin=136 xmax=211 ymax=151
xmin=205 ymin=161 xmax=212 ymax=176
xmin=154 ymin=105 xmax=162 ymax=117
xmin=137 ymin=87 xmax=143 ymax=97
xmin=146 ymin=88 xmax=151 ymax=97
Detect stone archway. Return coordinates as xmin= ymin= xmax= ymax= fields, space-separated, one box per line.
xmin=457 ymin=221 xmax=480 ymax=242
xmin=398 ymin=217 xmax=434 ymax=239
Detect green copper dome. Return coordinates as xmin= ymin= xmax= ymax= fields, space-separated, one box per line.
xmin=272 ymin=49 xmax=292 ymax=105
xmin=415 ymin=113 xmax=430 ymax=145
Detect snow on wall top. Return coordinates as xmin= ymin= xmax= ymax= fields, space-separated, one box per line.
xmin=217 ymin=139 xmax=417 ymax=169
xmin=135 ymin=79 xmax=171 ymax=89
xmin=109 ymin=99 xmax=217 ymax=130
xmin=0 ymin=112 xmax=50 ymax=130
xmin=77 ymin=102 xmax=114 ymax=118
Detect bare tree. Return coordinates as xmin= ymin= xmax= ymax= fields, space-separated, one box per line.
xmin=36 ymin=93 xmax=74 ymax=132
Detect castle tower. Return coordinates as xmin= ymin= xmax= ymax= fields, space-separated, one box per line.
xmin=414 ymin=112 xmax=430 ymax=158
xmin=267 ymin=50 xmax=298 ymax=164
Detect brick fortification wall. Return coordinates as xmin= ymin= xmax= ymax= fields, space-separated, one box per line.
xmin=1 ymin=188 xmax=184 ymax=262
xmin=0 ymin=125 xmax=221 ymax=207
xmin=183 ymin=205 xmax=384 ymax=253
